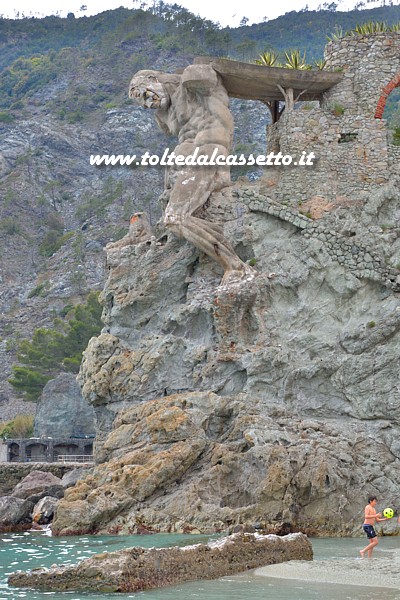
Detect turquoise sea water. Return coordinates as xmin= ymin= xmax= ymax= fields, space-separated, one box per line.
xmin=1 ymin=531 xmax=400 ymax=600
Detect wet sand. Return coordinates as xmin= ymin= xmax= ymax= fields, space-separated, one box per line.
xmin=255 ymin=547 xmax=400 ymax=589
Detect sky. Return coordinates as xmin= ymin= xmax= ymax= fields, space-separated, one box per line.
xmin=3 ymin=0 xmax=390 ymax=27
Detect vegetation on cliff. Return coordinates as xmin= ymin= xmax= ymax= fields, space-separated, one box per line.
xmin=8 ymin=293 xmax=103 ymax=401
xmin=0 ymin=414 xmax=34 ymax=439
xmin=1 ymin=3 xmax=400 ymax=118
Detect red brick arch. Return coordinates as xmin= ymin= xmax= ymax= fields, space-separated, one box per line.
xmin=375 ymin=72 xmax=400 ymax=119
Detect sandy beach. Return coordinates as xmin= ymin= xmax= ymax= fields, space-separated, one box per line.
xmin=255 ymin=547 xmax=400 ymax=590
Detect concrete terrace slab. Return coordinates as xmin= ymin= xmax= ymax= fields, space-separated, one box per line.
xmin=193 ymin=57 xmax=343 ymax=102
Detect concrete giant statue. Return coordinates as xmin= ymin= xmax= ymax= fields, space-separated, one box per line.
xmin=129 ymin=65 xmax=254 ymax=284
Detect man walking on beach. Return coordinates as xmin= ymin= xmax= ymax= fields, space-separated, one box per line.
xmin=360 ymin=496 xmax=388 ymax=558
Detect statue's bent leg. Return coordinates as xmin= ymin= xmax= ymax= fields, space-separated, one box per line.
xmin=164 ymin=164 xmax=255 ymax=282
xmin=165 ymin=213 xmax=255 ymax=281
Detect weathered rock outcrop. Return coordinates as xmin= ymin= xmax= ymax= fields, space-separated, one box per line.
xmin=8 ymin=532 xmax=312 ymax=593
xmin=0 ymin=496 xmax=33 ymax=530
xmin=33 ymin=373 xmax=95 ymax=438
xmin=60 ymin=467 xmax=92 ymax=489
xmin=50 ymin=175 xmax=400 ymax=536
xmin=32 ymin=496 xmax=59 ymax=524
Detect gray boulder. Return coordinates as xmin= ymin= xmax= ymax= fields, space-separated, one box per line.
xmin=0 ymin=496 xmax=33 ymax=526
xmin=61 ymin=467 xmax=92 ymax=489
xmin=26 ymin=485 xmax=65 ymax=505
xmin=33 ymin=373 xmax=95 ymax=438
xmin=11 ymin=470 xmax=62 ymax=499
xmin=32 ymin=496 xmax=59 ymax=524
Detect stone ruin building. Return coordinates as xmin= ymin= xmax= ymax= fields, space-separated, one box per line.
xmin=195 ymin=32 xmax=400 ymax=292
xmin=198 ymin=31 xmax=400 ymax=203
xmin=268 ymin=31 xmax=400 ymax=203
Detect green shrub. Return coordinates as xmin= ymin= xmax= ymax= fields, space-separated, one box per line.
xmin=330 ymin=102 xmax=345 ymax=117
xmin=10 ymin=100 xmax=24 ymax=110
xmin=327 ymin=21 xmax=400 ymax=41
xmin=39 ymin=230 xmax=63 ymax=256
xmin=0 ymin=54 xmax=58 ymax=110
xmin=392 ymin=127 xmax=400 ymax=146
xmin=27 ymin=281 xmax=49 ymax=298
xmin=314 ymin=59 xmax=326 ymax=70
xmin=66 ymin=110 xmax=84 ymax=123
xmin=59 ymin=304 xmax=73 ymax=317
xmin=0 ymin=112 xmax=15 ymax=123
xmin=5 ymin=338 xmax=20 ymax=351
xmin=0 ymin=217 xmax=20 ymax=235
xmin=7 ymin=366 xmax=52 ymax=401
xmin=283 ymin=49 xmax=311 ymax=70
xmin=0 ymin=414 xmax=34 ymax=439
xmin=39 ymin=230 xmax=73 ymax=257
xmin=380 ymin=224 xmax=394 ymax=230
xmin=46 ymin=211 xmax=64 ymax=231
xmin=353 ymin=21 xmax=391 ymax=35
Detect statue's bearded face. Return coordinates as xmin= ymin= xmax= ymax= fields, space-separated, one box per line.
xmin=129 ymin=73 xmax=170 ymax=109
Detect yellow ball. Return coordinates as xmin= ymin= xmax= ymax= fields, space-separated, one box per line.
xmin=383 ymin=507 xmax=394 ymax=519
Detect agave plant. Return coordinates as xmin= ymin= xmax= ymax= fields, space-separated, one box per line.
xmin=255 ymin=51 xmax=279 ymax=67
xmin=327 ymin=20 xmax=400 ymax=41
xmin=284 ymin=50 xmax=311 ymax=70
xmin=353 ymin=21 xmax=390 ymax=35
xmin=326 ymin=25 xmax=344 ymax=42
xmin=314 ymin=59 xmax=327 ymax=70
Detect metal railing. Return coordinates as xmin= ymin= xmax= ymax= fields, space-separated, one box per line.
xmin=57 ymin=454 xmax=94 ymax=464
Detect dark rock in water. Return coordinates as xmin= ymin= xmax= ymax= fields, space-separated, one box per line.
xmin=0 ymin=496 xmax=33 ymax=529
xmin=11 ymin=470 xmax=62 ymax=500
xmin=8 ymin=532 xmax=312 ymax=593
xmin=33 ymin=373 xmax=95 ymax=438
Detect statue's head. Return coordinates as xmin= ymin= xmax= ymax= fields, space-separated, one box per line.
xmin=129 ymin=70 xmax=171 ymax=110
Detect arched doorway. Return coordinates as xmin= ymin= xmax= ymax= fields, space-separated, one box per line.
xmin=375 ymin=73 xmax=400 ymax=119
xmin=8 ymin=443 xmax=20 ymax=462
xmin=83 ymin=443 xmax=93 ymax=456
xmin=53 ymin=443 xmax=79 ymax=461
xmin=26 ymin=442 xmax=47 ymax=461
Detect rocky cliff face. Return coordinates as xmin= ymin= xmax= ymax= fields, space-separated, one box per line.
xmin=0 ymin=44 xmax=266 ymax=420
xmin=51 ymin=175 xmax=400 ymax=536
